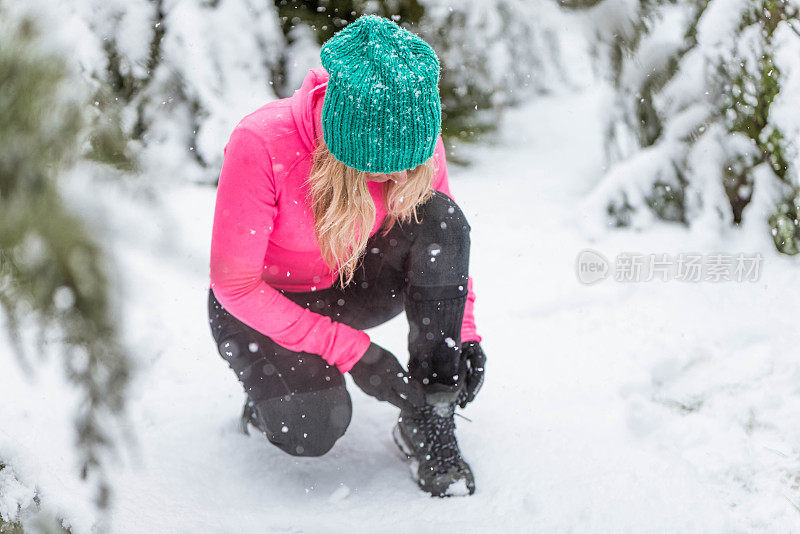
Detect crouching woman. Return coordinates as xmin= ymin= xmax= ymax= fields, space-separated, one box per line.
xmin=207 ymin=15 xmax=486 ymax=497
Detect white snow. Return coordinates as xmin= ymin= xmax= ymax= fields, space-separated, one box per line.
xmin=0 ymin=466 xmax=35 ymax=524
xmin=3 ymin=72 xmax=800 ymax=534
xmin=444 ymin=478 xmax=471 ymax=498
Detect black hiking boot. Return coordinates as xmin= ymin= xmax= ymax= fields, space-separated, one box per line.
xmin=392 ymin=384 xmax=475 ymax=497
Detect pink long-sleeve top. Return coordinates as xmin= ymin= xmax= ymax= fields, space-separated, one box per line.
xmin=209 ymin=67 xmax=481 ymax=373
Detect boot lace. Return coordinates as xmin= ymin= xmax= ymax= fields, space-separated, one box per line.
xmin=412 ymin=403 xmax=460 ymax=474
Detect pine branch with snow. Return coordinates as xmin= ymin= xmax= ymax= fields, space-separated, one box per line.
xmin=573 ymin=0 xmax=800 ymax=252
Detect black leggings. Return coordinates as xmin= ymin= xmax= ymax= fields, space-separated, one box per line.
xmin=207 ymin=190 xmax=472 ymax=457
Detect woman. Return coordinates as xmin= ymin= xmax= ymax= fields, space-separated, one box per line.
xmin=207 ymin=14 xmax=486 ymax=497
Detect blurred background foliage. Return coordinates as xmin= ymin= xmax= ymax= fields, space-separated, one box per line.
xmin=56 ymin=0 xmax=569 ymax=178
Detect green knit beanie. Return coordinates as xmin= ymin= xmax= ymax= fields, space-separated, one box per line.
xmin=319 ymin=14 xmax=442 ymax=173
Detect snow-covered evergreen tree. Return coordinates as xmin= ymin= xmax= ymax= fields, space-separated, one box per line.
xmin=573 ymin=0 xmax=800 ymax=253
xmin=0 ymin=4 xmax=132 ymax=513
xmin=44 ymin=0 xmax=286 ymax=184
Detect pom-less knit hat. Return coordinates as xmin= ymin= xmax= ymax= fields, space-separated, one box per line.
xmin=319 ymin=14 xmax=442 ymax=173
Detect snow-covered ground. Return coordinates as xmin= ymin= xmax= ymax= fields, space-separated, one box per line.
xmin=3 ymin=86 xmax=800 ymax=532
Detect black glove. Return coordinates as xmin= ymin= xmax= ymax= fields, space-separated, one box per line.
xmin=349 ymin=343 xmax=426 ymax=412
xmin=458 ymin=341 xmax=486 ymax=408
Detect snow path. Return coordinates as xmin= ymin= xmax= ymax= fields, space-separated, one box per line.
xmin=3 ymin=89 xmax=800 ymax=532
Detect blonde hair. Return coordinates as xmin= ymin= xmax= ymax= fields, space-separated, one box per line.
xmin=306 ymin=136 xmax=437 ymax=289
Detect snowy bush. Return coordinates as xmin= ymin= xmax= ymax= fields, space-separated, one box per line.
xmin=38 ymin=0 xmax=286 ymax=184
xmin=574 ymin=0 xmax=800 ymax=253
